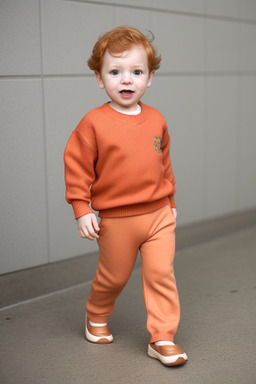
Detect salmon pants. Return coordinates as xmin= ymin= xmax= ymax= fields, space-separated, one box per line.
xmin=86 ymin=204 xmax=180 ymax=343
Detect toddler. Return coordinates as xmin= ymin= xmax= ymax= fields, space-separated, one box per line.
xmin=64 ymin=26 xmax=187 ymax=366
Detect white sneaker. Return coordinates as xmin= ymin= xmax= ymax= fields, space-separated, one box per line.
xmin=85 ymin=315 xmax=113 ymax=344
xmin=148 ymin=342 xmax=188 ymax=366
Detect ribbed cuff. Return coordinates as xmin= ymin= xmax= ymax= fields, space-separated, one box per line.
xmin=150 ymin=332 xmax=174 ymax=344
xmin=72 ymin=200 xmax=92 ymax=219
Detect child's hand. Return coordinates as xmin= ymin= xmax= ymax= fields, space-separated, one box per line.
xmin=76 ymin=213 xmax=100 ymax=240
xmin=172 ymin=208 xmax=177 ymax=220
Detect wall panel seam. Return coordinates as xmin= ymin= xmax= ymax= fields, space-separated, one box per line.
xmin=1 ymin=72 xmax=256 ymax=80
xmin=62 ymin=0 xmax=256 ymax=25
xmin=39 ymin=0 xmax=51 ymax=263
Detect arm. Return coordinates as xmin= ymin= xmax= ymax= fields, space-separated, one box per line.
xmin=161 ymin=124 xmax=177 ymax=210
xmin=64 ymin=129 xmax=97 ymax=219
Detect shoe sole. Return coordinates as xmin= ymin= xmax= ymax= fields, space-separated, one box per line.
xmin=147 ymin=344 xmax=188 ymax=366
xmin=85 ymin=321 xmax=113 ymax=344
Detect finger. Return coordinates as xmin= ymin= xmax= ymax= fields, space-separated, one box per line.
xmin=89 ymin=229 xmax=99 ymax=239
xmin=79 ymin=229 xmax=87 ymax=239
xmin=92 ymin=215 xmax=100 ymax=231
xmin=171 ymin=208 xmax=177 ymax=219
xmin=79 ymin=228 xmax=94 ymax=240
xmin=91 ymin=215 xmax=100 ymax=233
xmin=86 ymin=224 xmax=99 ymax=239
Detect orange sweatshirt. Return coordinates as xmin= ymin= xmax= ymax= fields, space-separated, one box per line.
xmin=64 ymin=102 xmax=176 ymax=219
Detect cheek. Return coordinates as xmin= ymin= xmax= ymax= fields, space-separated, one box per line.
xmin=105 ymin=79 xmax=118 ymax=91
xmin=137 ymin=79 xmax=150 ymax=91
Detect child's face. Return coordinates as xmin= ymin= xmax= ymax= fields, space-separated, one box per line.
xmin=95 ymin=45 xmax=154 ymax=112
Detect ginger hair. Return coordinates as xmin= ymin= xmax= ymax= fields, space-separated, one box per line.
xmin=87 ymin=26 xmax=161 ymax=73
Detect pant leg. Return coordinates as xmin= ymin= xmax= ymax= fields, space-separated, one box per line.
xmin=86 ymin=216 xmax=141 ymax=323
xmin=139 ymin=205 xmax=180 ymax=343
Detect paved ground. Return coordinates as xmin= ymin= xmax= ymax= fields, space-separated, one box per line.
xmin=1 ymin=226 xmax=256 ymax=384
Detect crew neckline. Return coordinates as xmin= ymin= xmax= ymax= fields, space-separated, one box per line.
xmin=100 ymin=101 xmax=147 ymax=125
xmin=108 ymin=103 xmax=141 ymax=115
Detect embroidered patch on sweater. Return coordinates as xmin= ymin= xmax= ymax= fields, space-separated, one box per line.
xmin=154 ymin=136 xmax=162 ymax=153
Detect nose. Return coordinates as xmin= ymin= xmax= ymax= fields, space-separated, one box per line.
xmin=121 ymin=71 xmax=132 ymax=84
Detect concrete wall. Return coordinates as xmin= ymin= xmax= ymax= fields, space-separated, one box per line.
xmin=1 ymin=0 xmax=256 ymax=274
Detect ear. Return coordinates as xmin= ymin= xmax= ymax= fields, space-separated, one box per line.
xmin=147 ymin=71 xmax=155 ymax=88
xmin=95 ymin=71 xmax=105 ymax=89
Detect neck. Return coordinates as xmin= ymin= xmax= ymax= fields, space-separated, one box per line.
xmin=109 ymin=102 xmax=141 ymax=115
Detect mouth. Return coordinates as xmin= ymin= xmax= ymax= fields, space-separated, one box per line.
xmin=120 ymin=90 xmax=134 ymax=95
xmin=119 ymin=90 xmax=135 ymax=99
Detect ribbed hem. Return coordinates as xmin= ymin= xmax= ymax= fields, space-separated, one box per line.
xmin=150 ymin=332 xmax=174 ymax=344
xmin=72 ymin=200 xmax=92 ymax=219
xmin=169 ymin=195 xmax=176 ymax=209
xmin=98 ymin=197 xmax=170 ymax=218
xmin=86 ymin=312 xmax=109 ymax=324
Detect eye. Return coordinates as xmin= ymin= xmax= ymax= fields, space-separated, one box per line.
xmin=133 ymin=69 xmax=142 ymax=76
xmin=110 ymin=70 xmax=119 ymax=76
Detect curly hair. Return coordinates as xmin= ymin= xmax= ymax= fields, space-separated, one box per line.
xmin=87 ymin=26 xmax=161 ymax=73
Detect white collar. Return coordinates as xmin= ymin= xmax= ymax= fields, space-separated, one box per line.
xmin=109 ymin=103 xmax=141 ymax=115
